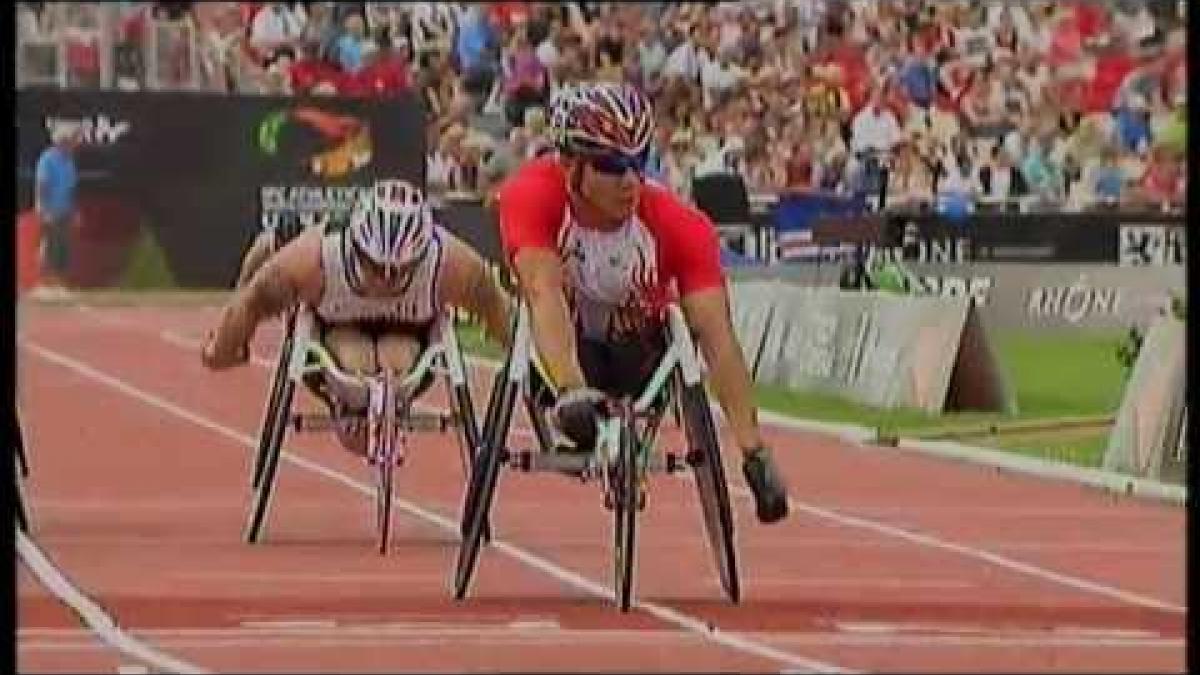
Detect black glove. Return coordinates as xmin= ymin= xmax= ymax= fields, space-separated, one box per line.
xmin=550 ymin=387 xmax=608 ymax=453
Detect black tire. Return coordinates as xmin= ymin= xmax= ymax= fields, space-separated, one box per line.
xmin=376 ymin=370 xmax=398 ymax=555
xmin=453 ymin=370 xmax=518 ymax=600
xmin=452 ymin=382 xmax=488 ymax=548
xmin=377 ymin=460 xmax=394 ymax=555
xmin=613 ymin=410 xmax=639 ymax=612
xmin=16 ymin=460 xmax=29 ymax=534
xmin=252 ymin=313 xmax=296 ymax=489
xmin=15 ymin=411 xmax=29 ymax=478
xmin=449 ymin=339 xmax=491 ymax=543
xmin=678 ymin=378 xmax=741 ymax=604
xmin=244 ymin=375 xmax=296 ymax=544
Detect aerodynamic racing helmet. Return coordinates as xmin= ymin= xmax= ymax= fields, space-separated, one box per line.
xmin=349 ymin=179 xmax=434 ymax=275
xmin=550 ymin=82 xmax=655 ymax=160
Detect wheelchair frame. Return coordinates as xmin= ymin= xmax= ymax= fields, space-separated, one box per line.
xmin=453 ymin=302 xmax=740 ymax=610
xmin=244 ymin=306 xmax=484 ymax=554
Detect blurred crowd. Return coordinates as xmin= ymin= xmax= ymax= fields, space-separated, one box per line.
xmin=18 ymin=1 xmax=1188 ymax=213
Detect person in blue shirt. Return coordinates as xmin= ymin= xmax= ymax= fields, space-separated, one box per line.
xmin=333 ymin=13 xmax=368 ymax=74
xmin=35 ymin=123 xmax=82 ymax=292
xmin=1113 ymin=95 xmax=1152 ymax=154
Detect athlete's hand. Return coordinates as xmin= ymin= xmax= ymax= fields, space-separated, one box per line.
xmin=550 ymin=387 xmax=608 ymax=453
xmin=201 ymin=330 xmax=249 ymax=370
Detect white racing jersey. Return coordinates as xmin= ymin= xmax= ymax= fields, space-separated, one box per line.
xmin=556 ymin=209 xmax=662 ymax=341
xmin=314 ymin=226 xmax=445 ymax=326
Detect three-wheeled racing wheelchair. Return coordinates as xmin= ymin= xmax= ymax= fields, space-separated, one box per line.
xmin=244 ymin=305 xmax=486 ymax=553
xmin=452 ymin=301 xmax=741 ymax=611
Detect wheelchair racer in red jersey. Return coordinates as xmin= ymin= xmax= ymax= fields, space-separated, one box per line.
xmin=497 ymin=82 xmax=789 ymax=524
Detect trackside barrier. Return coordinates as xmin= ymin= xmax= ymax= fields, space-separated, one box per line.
xmin=1103 ymin=315 xmax=1187 ymax=484
xmin=728 ymin=283 xmax=1016 ymax=415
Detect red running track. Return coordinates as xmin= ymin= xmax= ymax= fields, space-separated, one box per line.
xmin=16 ymin=304 xmax=1185 ymax=673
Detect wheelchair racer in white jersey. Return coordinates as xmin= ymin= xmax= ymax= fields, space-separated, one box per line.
xmin=202 ymin=179 xmax=512 ymax=455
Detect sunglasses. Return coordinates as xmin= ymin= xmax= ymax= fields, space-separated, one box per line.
xmin=585 ymin=151 xmax=647 ymax=176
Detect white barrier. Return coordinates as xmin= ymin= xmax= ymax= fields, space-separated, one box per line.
xmin=728 ymin=284 xmax=1015 ymax=415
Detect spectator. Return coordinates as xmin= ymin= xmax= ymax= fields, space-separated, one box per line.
xmin=850 ymin=86 xmax=902 ymax=155
xmin=977 ymin=144 xmax=1026 ymax=209
xmin=248 ymin=1 xmax=305 ymax=64
xmin=34 ymin=121 xmax=83 ymax=297
xmin=287 ymin=38 xmax=338 ymax=94
xmin=1113 ymin=93 xmax=1153 ymax=154
xmin=935 ymin=142 xmax=977 ymax=217
xmin=300 ymin=1 xmax=341 ymax=62
xmin=333 ymin=12 xmax=370 ymax=74
xmin=502 ymin=24 xmax=549 ymax=127
xmin=1019 ymin=134 xmax=1066 ymax=208
xmin=1083 ymin=144 xmax=1128 ymax=208
xmin=1130 ymin=144 xmax=1184 ymax=210
xmin=885 ymin=140 xmax=935 ymax=211
xmin=357 ymin=35 xmax=410 ymax=96
xmin=409 ymin=2 xmax=456 ymax=61
xmin=897 ymin=37 xmax=936 ymax=110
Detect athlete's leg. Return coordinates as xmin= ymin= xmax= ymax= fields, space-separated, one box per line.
xmin=375 ymin=331 xmax=422 ymax=376
xmin=323 ymin=324 xmax=377 ymax=455
xmin=325 ymin=325 xmax=378 ymax=375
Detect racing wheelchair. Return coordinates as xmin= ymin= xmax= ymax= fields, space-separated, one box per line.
xmin=453 ymin=302 xmax=740 ymax=611
xmin=245 ymin=306 xmax=485 ymax=553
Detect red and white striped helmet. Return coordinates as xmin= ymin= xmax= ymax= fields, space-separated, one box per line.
xmin=349 ymin=179 xmax=433 ymax=272
xmin=550 ymin=82 xmax=655 ymax=158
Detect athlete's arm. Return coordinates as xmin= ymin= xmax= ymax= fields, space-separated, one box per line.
xmin=681 ymin=286 xmax=763 ymax=453
xmin=234 ymin=231 xmax=276 ymax=289
xmin=662 ymin=192 xmax=765 ymax=453
xmin=512 ymin=248 xmax=587 ymax=391
xmin=497 ymin=163 xmax=588 ymax=392
xmin=438 ymin=230 xmax=514 ymax=348
xmin=203 ymin=231 xmax=322 ymax=370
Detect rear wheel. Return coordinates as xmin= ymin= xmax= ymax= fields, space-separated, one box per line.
xmin=252 ymin=312 xmax=296 ymax=488
xmin=244 ymin=374 xmax=296 ymax=544
xmin=454 ymin=368 xmax=517 ymax=599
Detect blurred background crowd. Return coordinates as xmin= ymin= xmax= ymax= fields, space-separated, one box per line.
xmin=17 ymin=0 xmax=1188 ymax=214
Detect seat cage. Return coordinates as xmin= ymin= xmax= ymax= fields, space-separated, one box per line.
xmin=284 ymin=307 xmax=470 ymax=415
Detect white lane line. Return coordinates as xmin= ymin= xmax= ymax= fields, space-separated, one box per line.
xmin=16 ymin=530 xmax=209 ymax=674
xmin=21 ymin=339 xmax=855 ymax=675
xmin=158 ymin=327 xmax=1187 ymax=614
xmin=20 ymin=626 xmax=1182 ymax=649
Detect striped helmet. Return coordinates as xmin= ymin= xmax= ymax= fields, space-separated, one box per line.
xmin=349 ymin=179 xmax=433 ymax=274
xmin=550 ymin=82 xmax=655 ymax=158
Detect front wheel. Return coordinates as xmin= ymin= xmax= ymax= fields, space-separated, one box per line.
xmin=373 ymin=370 xmax=399 ymax=555
xmin=678 ymin=378 xmax=740 ymax=604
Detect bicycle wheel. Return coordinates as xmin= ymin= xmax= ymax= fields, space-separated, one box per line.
xmin=252 ymin=311 xmax=296 ymax=488
xmin=454 ymin=368 xmax=518 ymax=600
xmin=612 ymin=410 xmax=639 ymax=612
xmin=678 ymin=377 xmax=741 ymax=603
xmin=375 ymin=370 xmax=398 ymax=555
xmin=244 ymin=373 xmax=296 ymax=544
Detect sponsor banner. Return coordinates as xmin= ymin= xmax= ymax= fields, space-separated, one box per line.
xmin=1103 ymin=316 xmax=1187 ymax=483
xmin=728 ymin=285 xmax=1013 ymax=414
xmin=810 ymin=212 xmax=1184 ymax=265
xmin=730 ymin=263 xmax=1184 ymax=331
xmin=1117 ymin=224 xmax=1187 ymax=267
xmin=16 ymin=89 xmax=425 ymax=287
